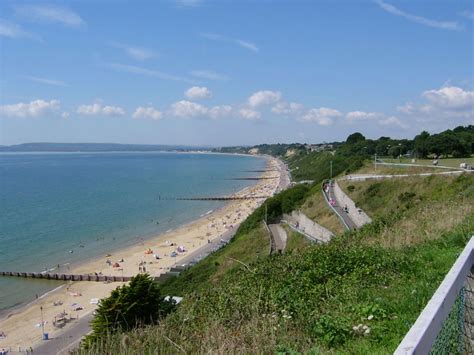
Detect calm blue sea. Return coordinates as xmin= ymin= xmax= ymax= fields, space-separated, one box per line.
xmin=0 ymin=152 xmax=265 ymax=314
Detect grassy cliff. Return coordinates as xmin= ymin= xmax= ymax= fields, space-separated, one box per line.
xmin=77 ymin=167 xmax=473 ymax=354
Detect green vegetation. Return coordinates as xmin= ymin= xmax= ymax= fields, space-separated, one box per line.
xmin=78 ymin=175 xmax=474 ymax=354
xmin=301 ymin=189 xmax=345 ymax=235
xmin=83 ymin=274 xmax=175 ymax=348
xmin=158 ymin=223 xmax=270 ymax=296
xmin=77 ymin=126 xmax=474 ymax=354
xmin=382 ymin=156 xmax=474 ymax=168
xmin=78 ymin=171 xmax=473 ymax=354
xmin=282 ymin=225 xmax=311 ymax=253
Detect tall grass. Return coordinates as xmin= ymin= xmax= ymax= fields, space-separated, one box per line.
xmin=76 ymin=174 xmax=474 ymax=354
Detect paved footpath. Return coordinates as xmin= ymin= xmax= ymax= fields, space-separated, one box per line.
xmin=268 ymin=224 xmax=287 ymax=253
xmin=33 ymin=312 xmax=93 ymax=354
xmin=326 ymin=184 xmax=357 ymax=231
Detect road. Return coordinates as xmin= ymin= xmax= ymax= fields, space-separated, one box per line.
xmin=33 ymin=312 xmax=93 ymax=354
xmin=268 ymin=224 xmax=287 ymax=253
xmin=326 ymin=184 xmax=357 ymax=231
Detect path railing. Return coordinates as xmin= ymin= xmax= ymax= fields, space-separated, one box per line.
xmin=395 ymin=236 xmax=474 ymax=354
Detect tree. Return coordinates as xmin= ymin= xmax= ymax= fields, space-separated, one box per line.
xmin=345 ymin=132 xmax=366 ymax=145
xmin=414 ymin=131 xmax=430 ymax=158
xmin=84 ymin=274 xmax=176 ymax=347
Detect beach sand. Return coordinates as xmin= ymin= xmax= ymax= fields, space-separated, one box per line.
xmin=0 ymin=156 xmax=290 ymax=352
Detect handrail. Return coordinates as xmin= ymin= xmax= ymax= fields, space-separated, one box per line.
xmin=321 ymin=181 xmax=350 ymax=230
xmin=395 ymin=236 xmax=474 ymax=354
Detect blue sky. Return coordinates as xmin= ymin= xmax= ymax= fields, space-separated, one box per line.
xmin=0 ymin=0 xmax=473 ymax=146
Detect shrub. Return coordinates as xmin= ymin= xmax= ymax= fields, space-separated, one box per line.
xmin=83 ymin=274 xmax=175 ymax=347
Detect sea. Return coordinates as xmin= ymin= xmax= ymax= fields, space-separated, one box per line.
xmin=0 ymin=152 xmax=266 ymax=315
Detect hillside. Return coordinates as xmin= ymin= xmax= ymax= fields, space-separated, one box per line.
xmin=75 ymin=127 xmax=474 ymax=354
xmin=77 ymin=173 xmax=473 ymax=354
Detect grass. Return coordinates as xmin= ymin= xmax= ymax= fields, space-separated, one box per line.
xmin=355 ymin=162 xmax=458 ymax=175
xmin=281 ymin=224 xmax=311 ymax=253
xmin=301 ymin=189 xmax=345 ymax=235
xmin=77 ymin=171 xmax=474 ymax=354
xmin=382 ymin=156 xmax=474 ymax=168
xmin=158 ymin=223 xmax=270 ymax=297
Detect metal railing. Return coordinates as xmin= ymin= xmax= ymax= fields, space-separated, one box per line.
xmin=395 ymin=237 xmax=474 ymax=354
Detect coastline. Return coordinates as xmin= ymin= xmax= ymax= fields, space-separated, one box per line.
xmin=0 ymin=155 xmax=290 ymax=352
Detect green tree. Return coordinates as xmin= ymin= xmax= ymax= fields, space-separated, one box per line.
xmin=345 ymin=132 xmax=366 ymax=144
xmin=414 ymin=131 xmax=430 ymax=158
xmin=84 ymin=274 xmax=176 ymax=347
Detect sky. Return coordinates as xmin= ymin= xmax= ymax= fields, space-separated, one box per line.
xmin=0 ymin=0 xmax=473 ymax=146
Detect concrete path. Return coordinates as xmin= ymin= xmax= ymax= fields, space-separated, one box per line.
xmin=33 ymin=311 xmax=93 ymax=354
xmin=282 ymin=211 xmax=333 ymax=243
xmin=342 ymin=170 xmax=465 ymax=182
xmin=268 ymin=224 xmax=287 ymax=253
xmin=377 ymin=161 xmax=470 ymax=172
xmin=331 ymin=181 xmax=371 ymax=229
xmin=324 ymin=184 xmax=357 ymax=231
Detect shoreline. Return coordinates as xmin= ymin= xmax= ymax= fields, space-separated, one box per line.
xmin=0 ymin=155 xmax=290 ymax=351
xmin=0 ymin=153 xmax=264 ymax=320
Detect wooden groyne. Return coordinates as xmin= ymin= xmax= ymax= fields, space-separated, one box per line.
xmin=0 ymin=271 xmax=133 ymax=282
xmin=243 ymin=169 xmax=279 ymax=172
xmin=176 ymin=196 xmax=268 ymax=201
xmin=228 ymin=177 xmax=278 ymax=180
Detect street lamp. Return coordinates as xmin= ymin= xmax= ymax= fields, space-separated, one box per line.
xmin=40 ymin=306 xmax=45 ymax=340
xmin=398 ymin=143 xmax=402 ymax=163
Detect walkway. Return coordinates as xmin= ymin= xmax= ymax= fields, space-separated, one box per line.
xmin=342 ymin=170 xmax=465 ymax=182
xmin=32 ymin=312 xmax=94 ymax=354
xmin=325 ymin=183 xmax=357 ymax=231
xmin=282 ymin=211 xmax=333 ymax=243
xmin=268 ymin=224 xmax=287 ymax=253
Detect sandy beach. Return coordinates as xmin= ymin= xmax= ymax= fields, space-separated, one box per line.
xmin=0 ymin=156 xmax=290 ymax=352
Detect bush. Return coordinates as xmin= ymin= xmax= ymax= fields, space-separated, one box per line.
xmin=83 ymin=274 xmax=175 ymax=347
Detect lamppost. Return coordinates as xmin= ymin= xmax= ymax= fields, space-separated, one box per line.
xmin=398 ymin=143 xmax=402 ymax=163
xmin=40 ymin=306 xmax=45 ymax=340
xmin=330 ymin=160 xmax=333 ymax=180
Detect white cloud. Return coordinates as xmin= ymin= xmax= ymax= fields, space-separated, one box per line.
xmin=208 ymin=105 xmax=232 ymax=119
xmin=61 ymin=112 xmax=70 ymax=119
xmin=108 ymin=63 xmax=194 ymax=83
xmin=396 ymin=102 xmax=415 ymax=114
xmin=375 ymin=1 xmax=461 ymax=31
xmin=379 ymin=116 xmax=408 ymax=129
xmin=238 ymin=108 xmax=261 ymax=120
xmin=459 ymin=11 xmax=474 ymax=20
xmin=110 ymin=42 xmax=157 ymax=61
xmin=396 ymin=85 xmax=473 ymax=127
xmin=272 ymin=102 xmax=304 ymax=115
xmin=185 ymin=86 xmax=212 ymax=100
xmin=190 ymin=70 xmax=229 ymax=81
xmin=200 ymin=32 xmax=259 ymax=52
xmin=0 ymin=19 xmax=40 ymax=40
xmin=169 ymin=100 xmax=208 ymax=118
xmin=235 ymin=39 xmax=259 ymax=52
xmin=422 ymin=86 xmax=474 ymax=111
xmin=346 ymin=110 xmax=381 ymax=122
xmin=27 ymin=76 xmax=67 ymax=87
xmin=248 ymin=90 xmax=282 ymax=107
xmin=77 ymin=102 xmax=125 ymax=116
xmin=132 ymin=106 xmax=163 ymax=120
xmin=15 ymin=4 xmax=85 ymax=28
xmin=299 ymin=107 xmax=341 ymax=126
xmin=0 ymin=99 xmax=60 ymax=118
xmin=176 ymin=0 xmax=202 ymax=7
